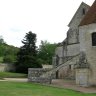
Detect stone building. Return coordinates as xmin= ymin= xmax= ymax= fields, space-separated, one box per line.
xmin=53 ymin=0 xmax=96 ymax=86
xmin=28 ymin=0 xmax=96 ymax=86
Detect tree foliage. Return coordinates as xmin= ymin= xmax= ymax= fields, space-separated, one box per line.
xmin=38 ymin=40 xmax=57 ymax=65
xmin=0 ymin=36 xmax=5 ymax=44
xmin=15 ymin=31 xmax=42 ymax=73
xmin=0 ymin=36 xmax=18 ymax=63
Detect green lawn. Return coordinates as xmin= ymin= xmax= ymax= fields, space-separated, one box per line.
xmin=0 ymin=72 xmax=27 ymax=78
xmin=0 ymin=81 xmax=95 ymax=96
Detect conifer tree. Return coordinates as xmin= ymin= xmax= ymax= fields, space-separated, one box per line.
xmin=15 ymin=31 xmax=42 ymax=73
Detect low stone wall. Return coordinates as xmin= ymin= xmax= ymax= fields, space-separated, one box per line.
xmin=0 ymin=64 xmax=5 ymax=72
xmin=0 ymin=63 xmax=15 ymax=72
xmin=28 ymin=68 xmax=52 ymax=84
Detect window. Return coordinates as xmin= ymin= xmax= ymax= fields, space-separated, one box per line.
xmin=69 ymin=65 xmax=71 ymax=69
xmin=82 ymin=8 xmax=86 ymax=15
xmin=92 ymin=32 xmax=96 ymax=46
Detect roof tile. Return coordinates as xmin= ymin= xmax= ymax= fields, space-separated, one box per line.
xmin=79 ymin=0 xmax=96 ymax=26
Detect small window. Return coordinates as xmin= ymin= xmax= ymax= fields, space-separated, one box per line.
xmin=82 ymin=8 xmax=86 ymax=15
xmin=92 ymin=32 xmax=96 ymax=46
xmin=69 ymin=65 xmax=71 ymax=69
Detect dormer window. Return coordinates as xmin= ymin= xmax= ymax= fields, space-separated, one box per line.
xmin=92 ymin=32 xmax=96 ymax=46
xmin=82 ymin=8 xmax=86 ymax=15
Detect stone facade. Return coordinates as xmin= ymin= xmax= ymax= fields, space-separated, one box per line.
xmin=28 ymin=1 xmax=96 ymax=86
xmin=53 ymin=1 xmax=96 ymax=86
xmin=0 ymin=63 xmax=15 ymax=72
xmin=53 ymin=2 xmax=90 ymax=80
xmin=76 ymin=68 xmax=90 ymax=87
xmin=79 ymin=24 xmax=96 ymax=85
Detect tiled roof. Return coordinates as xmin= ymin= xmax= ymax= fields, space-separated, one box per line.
xmin=79 ymin=0 xmax=96 ymax=26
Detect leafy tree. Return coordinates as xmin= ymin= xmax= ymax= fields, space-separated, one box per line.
xmin=15 ymin=31 xmax=42 ymax=73
xmin=38 ymin=40 xmax=57 ymax=65
xmin=3 ymin=44 xmax=18 ymax=63
xmin=0 ymin=36 xmax=18 ymax=63
xmin=3 ymin=55 xmax=16 ymax=63
xmin=0 ymin=36 xmax=5 ymax=57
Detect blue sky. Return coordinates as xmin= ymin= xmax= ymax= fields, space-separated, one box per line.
xmin=0 ymin=0 xmax=94 ymax=47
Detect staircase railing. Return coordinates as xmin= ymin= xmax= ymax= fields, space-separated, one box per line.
xmin=41 ymin=54 xmax=80 ymax=78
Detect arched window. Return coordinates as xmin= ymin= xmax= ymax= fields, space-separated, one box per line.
xmin=92 ymin=32 xmax=96 ymax=46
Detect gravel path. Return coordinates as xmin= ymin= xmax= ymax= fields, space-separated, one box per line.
xmin=51 ymin=79 xmax=96 ymax=93
xmin=1 ymin=78 xmax=28 ymax=82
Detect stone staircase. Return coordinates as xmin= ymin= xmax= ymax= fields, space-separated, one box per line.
xmin=28 ymin=54 xmax=80 ymax=84
xmin=41 ymin=54 xmax=80 ymax=78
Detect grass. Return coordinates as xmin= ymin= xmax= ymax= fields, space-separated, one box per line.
xmin=0 ymin=81 xmax=95 ymax=96
xmin=0 ymin=72 xmax=27 ymax=78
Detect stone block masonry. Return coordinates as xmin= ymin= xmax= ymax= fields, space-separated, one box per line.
xmin=28 ymin=68 xmax=52 ymax=84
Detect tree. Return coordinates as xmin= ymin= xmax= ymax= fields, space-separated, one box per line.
xmin=3 ymin=45 xmax=18 ymax=63
xmin=3 ymin=55 xmax=16 ymax=63
xmin=0 ymin=36 xmax=18 ymax=63
xmin=0 ymin=36 xmax=5 ymax=56
xmin=0 ymin=36 xmax=4 ymax=44
xmin=15 ymin=31 xmax=42 ymax=73
xmin=38 ymin=40 xmax=57 ymax=65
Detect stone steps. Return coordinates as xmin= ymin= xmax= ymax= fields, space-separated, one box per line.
xmin=41 ymin=54 xmax=80 ymax=78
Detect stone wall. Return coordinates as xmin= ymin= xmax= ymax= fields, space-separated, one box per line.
xmin=53 ymin=43 xmax=80 ymax=79
xmin=43 ymin=65 xmax=53 ymax=69
xmin=67 ymin=3 xmax=89 ymax=44
xmin=76 ymin=68 xmax=90 ymax=87
xmin=66 ymin=44 xmax=80 ymax=56
xmin=68 ymin=2 xmax=89 ymax=28
xmin=57 ymin=65 xmax=75 ymax=79
xmin=67 ymin=28 xmax=79 ymax=44
xmin=52 ymin=2 xmax=90 ymax=82
xmin=79 ymin=23 xmax=96 ymax=85
xmin=28 ymin=68 xmax=52 ymax=84
xmin=0 ymin=64 xmax=5 ymax=72
xmin=55 ymin=46 xmax=63 ymax=58
xmin=55 ymin=44 xmax=80 ymax=62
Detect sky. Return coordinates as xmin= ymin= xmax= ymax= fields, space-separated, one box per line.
xmin=0 ymin=0 xmax=95 ymax=47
